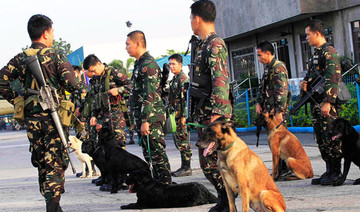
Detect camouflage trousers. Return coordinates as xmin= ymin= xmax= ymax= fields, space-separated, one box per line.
xmin=197 ymin=119 xmax=224 ymax=191
xmin=311 ymin=103 xmax=342 ymax=161
xmin=139 ymin=120 xmax=172 ymax=184
xmin=26 ymin=113 xmax=69 ymax=203
xmin=97 ymin=108 xmax=127 ymax=148
xmin=123 ymin=109 xmax=135 ymax=144
xmin=173 ymin=116 xmax=192 ymax=163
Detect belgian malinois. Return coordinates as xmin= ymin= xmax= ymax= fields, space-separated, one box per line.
xmin=197 ymin=118 xmax=286 ymax=212
xmin=255 ymin=112 xmax=314 ymax=180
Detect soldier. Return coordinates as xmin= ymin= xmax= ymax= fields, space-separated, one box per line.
xmin=125 ymin=30 xmax=172 ymax=184
xmin=70 ymin=65 xmax=88 ymax=138
xmin=83 ymin=54 xmax=129 ymax=149
xmin=0 ymin=14 xmax=78 ymax=211
xmin=168 ymin=54 xmax=192 ymax=177
xmin=255 ymin=41 xmax=290 ymax=179
xmin=189 ymin=1 xmax=232 ymax=211
xmin=301 ymin=19 xmax=342 ymax=186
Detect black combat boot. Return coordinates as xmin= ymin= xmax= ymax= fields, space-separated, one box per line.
xmin=209 ymin=188 xmax=230 ymax=212
xmin=46 ymin=202 xmax=63 ymax=212
xmin=311 ymin=160 xmax=331 ymax=185
xmin=171 ymin=160 xmax=192 ymax=177
xmin=321 ymin=158 xmax=343 ymax=186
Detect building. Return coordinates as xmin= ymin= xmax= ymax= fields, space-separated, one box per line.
xmin=213 ymin=0 xmax=360 ymax=93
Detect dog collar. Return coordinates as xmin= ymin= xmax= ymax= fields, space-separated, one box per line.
xmin=221 ymin=141 xmax=235 ymax=151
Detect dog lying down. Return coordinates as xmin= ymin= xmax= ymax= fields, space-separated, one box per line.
xmin=331 ymin=118 xmax=360 ymax=185
xmin=254 ymin=113 xmax=313 ymax=181
xmin=121 ymin=169 xmax=217 ymax=209
xmin=68 ymin=136 xmax=95 ymax=178
xmin=197 ymin=118 xmax=286 ymax=212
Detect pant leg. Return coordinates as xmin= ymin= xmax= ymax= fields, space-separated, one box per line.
xmin=141 ymin=120 xmax=172 ymax=184
xmin=27 ymin=115 xmax=69 ymax=203
xmin=173 ymin=117 xmax=192 ymax=162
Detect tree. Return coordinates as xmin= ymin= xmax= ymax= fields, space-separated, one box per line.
xmin=108 ymin=58 xmax=134 ymax=78
xmin=22 ymin=38 xmax=73 ymax=55
xmin=158 ymin=49 xmax=186 ymax=59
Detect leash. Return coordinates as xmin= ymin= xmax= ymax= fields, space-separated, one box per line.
xmin=187 ymin=122 xmax=206 ymax=128
xmin=146 ymin=134 xmax=154 ymax=178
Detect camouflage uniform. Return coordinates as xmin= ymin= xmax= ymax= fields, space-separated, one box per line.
xmin=304 ymin=42 xmax=342 ymax=161
xmin=70 ymin=73 xmax=88 ymax=138
xmin=256 ymin=58 xmax=289 ymax=114
xmin=0 ymin=42 xmax=78 ymax=204
xmin=91 ymin=65 xmax=129 ymax=148
xmin=130 ymin=51 xmax=171 ymax=184
xmin=119 ymin=74 xmax=135 ymax=144
xmin=169 ymin=70 xmax=192 ymax=166
xmin=192 ymin=32 xmax=232 ymax=191
xmin=79 ymin=78 xmax=95 ymax=141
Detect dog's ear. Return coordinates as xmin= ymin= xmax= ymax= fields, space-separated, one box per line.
xmin=345 ymin=119 xmax=353 ymax=135
xmin=221 ymin=122 xmax=233 ymax=135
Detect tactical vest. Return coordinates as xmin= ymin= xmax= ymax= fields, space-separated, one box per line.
xmin=94 ymin=67 xmax=121 ymax=110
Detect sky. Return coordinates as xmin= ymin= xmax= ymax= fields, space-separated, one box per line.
xmin=0 ymin=0 xmax=194 ymax=66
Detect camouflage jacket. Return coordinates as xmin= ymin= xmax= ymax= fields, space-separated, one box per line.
xmin=169 ymin=70 xmax=188 ymax=118
xmin=70 ymin=74 xmax=88 ymax=109
xmin=193 ymin=32 xmax=232 ymax=120
xmin=303 ymin=42 xmax=341 ymax=104
xmin=256 ymin=58 xmax=289 ymax=113
xmin=0 ymin=42 xmax=77 ymax=115
xmin=129 ymin=51 xmax=165 ymax=124
xmin=90 ymin=65 xmax=130 ymax=119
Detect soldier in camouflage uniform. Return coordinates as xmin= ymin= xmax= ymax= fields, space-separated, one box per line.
xmin=168 ymin=54 xmax=192 ymax=177
xmin=126 ymin=30 xmax=172 ymax=184
xmin=190 ymin=1 xmax=233 ymax=211
xmin=83 ymin=54 xmax=129 ymax=149
xmin=255 ymin=41 xmax=291 ymax=180
xmin=70 ymin=65 xmax=88 ymax=138
xmin=302 ymin=19 xmax=342 ymax=186
xmin=0 ymin=14 xmax=78 ymax=211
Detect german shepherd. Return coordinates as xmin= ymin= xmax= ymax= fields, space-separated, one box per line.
xmin=197 ymin=118 xmax=286 ymax=212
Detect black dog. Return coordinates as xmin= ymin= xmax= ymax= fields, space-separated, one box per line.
xmin=98 ymin=126 xmax=150 ymax=193
xmin=331 ymin=118 xmax=360 ymax=185
xmin=82 ymin=138 xmax=109 ymax=186
xmin=121 ymin=169 xmax=217 ymax=209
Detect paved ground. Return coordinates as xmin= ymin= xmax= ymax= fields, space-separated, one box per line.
xmin=0 ymin=129 xmax=360 ymax=212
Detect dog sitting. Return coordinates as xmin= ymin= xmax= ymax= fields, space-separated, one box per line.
xmin=330 ymin=118 xmax=360 ymax=185
xmin=254 ymin=113 xmax=314 ymax=181
xmin=121 ymin=169 xmax=217 ymax=209
xmin=197 ymin=117 xmax=286 ymax=212
xmin=68 ymin=136 xmax=96 ymax=178
xmin=98 ymin=126 xmax=150 ymax=193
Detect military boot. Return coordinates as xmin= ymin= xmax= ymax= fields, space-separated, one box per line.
xmin=46 ymin=202 xmax=63 ymax=212
xmin=209 ymin=188 xmax=230 ymax=212
xmin=321 ymin=158 xmax=343 ymax=186
xmin=311 ymin=160 xmax=331 ymax=185
xmin=171 ymin=160 xmax=192 ymax=177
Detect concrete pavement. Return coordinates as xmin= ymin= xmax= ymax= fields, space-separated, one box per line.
xmin=0 ymin=129 xmax=360 ymax=212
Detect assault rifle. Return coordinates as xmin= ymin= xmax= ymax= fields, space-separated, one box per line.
xmin=25 ymin=55 xmax=76 ymax=174
xmin=290 ymin=63 xmax=359 ymax=115
xmin=185 ymin=35 xmax=200 ymax=123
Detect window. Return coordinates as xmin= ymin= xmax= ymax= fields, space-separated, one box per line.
xmin=274 ymin=38 xmax=291 ymax=78
xmin=351 ymin=21 xmax=360 ymax=63
xmin=300 ymin=34 xmax=312 ymax=72
xmin=231 ymin=47 xmax=256 ymax=82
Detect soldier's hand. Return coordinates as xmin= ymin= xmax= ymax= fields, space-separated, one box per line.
xmin=141 ymin=122 xmax=150 ymax=136
xmin=96 ymin=124 xmax=102 ymax=132
xmin=210 ymin=114 xmax=221 ymax=123
xmin=90 ymin=117 xmax=97 ymax=126
xmin=181 ymin=117 xmax=186 ymax=126
xmin=108 ymin=88 xmax=119 ymax=96
xmin=256 ymin=104 xmax=262 ymax=114
xmin=321 ymin=102 xmax=331 ymax=117
xmin=300 ymin=81 xmax=307 ymax=92
xmin=75 ymin=108 xmax=81 ymax=117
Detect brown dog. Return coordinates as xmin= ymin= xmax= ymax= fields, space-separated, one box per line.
xmin=256 ymin=113 xmax=314 ymax=180
xmin=197 ymin=118 xmax=286 ymax=212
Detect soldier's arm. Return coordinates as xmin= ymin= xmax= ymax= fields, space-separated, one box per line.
xmin=272 ymin=65 xmax=289 ymax=113
xmin=0 ymin=55 xmax=21 ymax=104
xmin=180 ymin=75 xmax=188 ymax=117
xmin=141 ymin=62 xmax=159 ymax=123
xmin=56 ymin=52 xmax=78 ymax=93
xmin=208 ymin=41 xmax=232 ymax=117
xmin=324 ymin=50 xmax=341 ymax=104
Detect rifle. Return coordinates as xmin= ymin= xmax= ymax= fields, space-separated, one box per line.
xmin=184 ymin=35 xmax=200 ymax=123
xmin=290 ymin=63 xmax=359 ymax=115
xmin=25 ymin=55 xmax=76 ymax=174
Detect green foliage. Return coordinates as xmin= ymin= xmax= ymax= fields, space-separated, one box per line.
xmin=157 ymin=49 xmax=186 ymax=59
xmin=109 ymin=58 xmax=133 ymax=78
xmin=22 ymin=38 xmax=72 ymax=55
xmin=339 ymin=100 xmax=359 ymax=125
